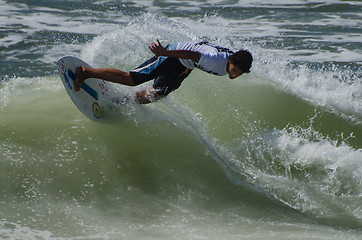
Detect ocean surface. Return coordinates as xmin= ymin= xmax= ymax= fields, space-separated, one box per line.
xmin=1 ymin=0 xmax=361 ymax=239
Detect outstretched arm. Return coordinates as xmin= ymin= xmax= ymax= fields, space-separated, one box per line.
xmin=148 ymin=39 xmax=201 ymax=62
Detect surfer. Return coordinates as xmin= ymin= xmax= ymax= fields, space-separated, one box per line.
xmin=74 ymin=40 xmax=253 ymax=104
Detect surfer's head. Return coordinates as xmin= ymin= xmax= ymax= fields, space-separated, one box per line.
xmin=228 ymin=50 xmax=253 ymax=74
xmin=227 ymin=62 xmax=244 ymax=79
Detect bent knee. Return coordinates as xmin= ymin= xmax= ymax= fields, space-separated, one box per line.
xmin=135 ymin=88 xmax=160 ymax=104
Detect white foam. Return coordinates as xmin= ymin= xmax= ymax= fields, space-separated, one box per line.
xmin=0 ymin=34 xmax=24 ymax=48
xmin=0 ymin=76 xmax=61 ymax=109
xmin=133 ymin=0 xmax=362 ymax=9
xmin=81 ymin=12 xmax=196 ymax=68
xmin=251 ymin=45 xmax=362 ymax=119
xmin=274 ymin=127 xmax=362 ymax=214
xmin=0 ymin=1 xmax=128 ymax=48
xmin=0 ymin=220 xmax=53 ymax=240
xmin=225 ymin=125 xmax=362 ymax=219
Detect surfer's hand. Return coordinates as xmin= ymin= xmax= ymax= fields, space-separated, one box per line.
xmin=148 ymin=39 xmax=167 ymax=56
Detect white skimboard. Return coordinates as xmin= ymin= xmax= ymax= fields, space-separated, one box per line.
xmin=57 ymin=56 xmax=114 ymax=120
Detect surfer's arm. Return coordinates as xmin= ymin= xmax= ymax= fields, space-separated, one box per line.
xmin=148 ymin=39 xmax=201 ymax=62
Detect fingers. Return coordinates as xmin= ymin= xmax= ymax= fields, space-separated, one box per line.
xmin=148 ymin=41 xmax=156 ymax=52
xmin=149 ymin=39 xmax=160 ymax=49
xmin=148 ymin=39 xmax=165 ymax=55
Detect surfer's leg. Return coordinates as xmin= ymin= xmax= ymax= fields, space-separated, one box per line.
xmin=132 ymin=74 xmax=183 ymax=104
xmin=74 ymin=66 xmax=135 ymax=92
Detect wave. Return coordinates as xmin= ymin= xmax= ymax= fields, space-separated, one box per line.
xmin=1 ymin=9 xmax=361 ymax=235
xmin=76 ymin=14 xmax=362 ymax=226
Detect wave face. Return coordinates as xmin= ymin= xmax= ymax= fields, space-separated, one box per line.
xmin=1 ymin=0 xmax=361 ymax=239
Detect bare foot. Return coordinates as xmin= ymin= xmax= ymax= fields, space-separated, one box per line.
xmin=74 ymin=66 xmax=87 ymax=92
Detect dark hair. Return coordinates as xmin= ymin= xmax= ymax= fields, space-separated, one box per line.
xmin=229 ymin=50 xmax=253 ymax=73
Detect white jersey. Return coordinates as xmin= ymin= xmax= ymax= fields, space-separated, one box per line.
xmin=174 ymin=42 xmax=234 ymax=76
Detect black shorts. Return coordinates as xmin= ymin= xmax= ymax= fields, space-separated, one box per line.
xmin=130 ymin=56 xmax=192 ymax=97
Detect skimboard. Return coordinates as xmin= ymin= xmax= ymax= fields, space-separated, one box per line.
xmin=57 ymin=56 xmax=114 ymax=120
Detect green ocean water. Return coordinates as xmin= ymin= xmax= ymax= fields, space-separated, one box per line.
xmin=1 ymin=0 xmax=361 ymax=239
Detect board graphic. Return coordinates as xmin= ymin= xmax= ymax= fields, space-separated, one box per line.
xmin=57 ymin=56 xmax=114 ymax=120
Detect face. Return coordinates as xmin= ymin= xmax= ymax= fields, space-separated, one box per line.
xmin=228 ymin=62 xmax=244 ymax=79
